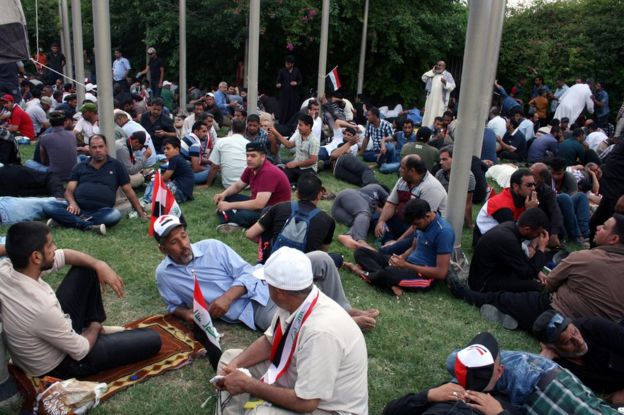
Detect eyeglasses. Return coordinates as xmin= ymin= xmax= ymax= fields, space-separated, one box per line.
xmin=524 ymin=182 xmax=536 ymax=188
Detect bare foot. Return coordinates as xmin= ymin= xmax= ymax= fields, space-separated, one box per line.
xmin=350 ymin=308 xmax=380 ymax=318
xmin=343 ymin=261 xmax=364 ymax=275
xmin=352 ymin=315 xmax=376 ymax=331
xmin=338 ymin=234 xmax=362 ymax=250
xmin=391 ymin=286 xmax=404 ymax=297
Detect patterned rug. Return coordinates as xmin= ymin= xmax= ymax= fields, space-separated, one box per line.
xmin=9 ymin=314 xmax=206 ymax=410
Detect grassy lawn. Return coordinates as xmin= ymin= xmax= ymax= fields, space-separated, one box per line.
xmin=1 ymin=144 xmax=539 ymax=414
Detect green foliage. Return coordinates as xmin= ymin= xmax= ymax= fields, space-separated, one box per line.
xmin=499 ymin=0 xmax=624 ymax=109
xmin=23 ymin=0 xmax=467 ymax=106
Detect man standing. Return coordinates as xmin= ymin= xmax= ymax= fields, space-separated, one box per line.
xmin=214 ymin=247 xmax=369 ymax=415
xmin=275 ymin=55 xmax=302 ymax=125
xmin=44 ymin=134 xmax=148 ymax=234
xmin=213 ymin=142 xmax=291 ymax=232
xmin=112 ymin=48 xmax=131 ymax=92
xmin=421 ymin=60 xmax=456 ymax=128
xmin=138 ymin=47 xmax=164 ymax=97
xmin=592 ymin=82 xmax=610 ymax=128
xmin=0 ymin=222 xmax=161 ymax=378
xmin=553 ymin=81 xmax=594 ymax=126
xmin=45 ymin=43 xmax=65 ymax=85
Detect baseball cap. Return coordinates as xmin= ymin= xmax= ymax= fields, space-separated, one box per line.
xmin=447 ymin=332 xmax=499 ymax=391
xmin=205 ymin=92 xmax=215 ymax=98
xmin=153 ymin=215 xmax=184 ymax=242
xmin=532 ymin=310 xmax=571 ymax=344
xmin=80 ymin=102 xmax=97 ymax=113
xmin=253 ymin=247 xmax=313 ymax=291
xmin=40 ymin=96 xmax=53 ymax=106
xmin=48 ymin=110 xmax=72 ymax=121
xmin=0 ymin=94 xmax=14 ymax=102
xmin=246 ymin=141 xmax=266 ymax=154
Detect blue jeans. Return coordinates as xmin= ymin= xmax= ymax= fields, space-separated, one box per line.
xmin=43 ymin=200 xmax=123 ymax=231
xmin=0 ymin=197 xmax=59 ymax=224
xmin=193 ymin=166 xmax=211 ymax=184
xmin=376 ymin=143 xmax=397 ymax=167
xmin=556 ymin=192 xmax=590 ymax=239
xmin=363 ymin=150 xmax=379 ymax=162
xmin=24 ymin=159 xmax=49 ymax=173
xmin=379 ymin=161 xmax=400 ymax=174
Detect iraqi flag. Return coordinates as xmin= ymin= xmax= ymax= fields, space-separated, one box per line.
xmin=193 ymin=275 xmax=222 ymax=369
xmin=148 ymin=170 xmax=185 ymax=237
xmin=326 ymin=66 xmax=342 ymax=92
xmin=0 ymin=1 xmax=30 ymax=64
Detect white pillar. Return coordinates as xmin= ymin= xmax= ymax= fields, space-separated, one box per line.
xmin=445 ymin=0 xmax=498 ymax=243
xmin=179 ymin=0 xmax=187 ymax=115
xmin=246 ymin=0 xmax=260 ymax=114
xmin=60 ymin=0 xmax=73 ymax=80
xmin=92 ymin=0 xmax=116 ymax=157
xmin=474 ymin=0 xmax=507 ymax=156
xmin=316 ymin=0 xmax=329 ymax=99
xmin=58 ymin=0 xmax=66 ymax=77
xmin=71 ymin=0 xmax=85 ymax=103
xmin=356 ymin=0 xmax=369 ymax=95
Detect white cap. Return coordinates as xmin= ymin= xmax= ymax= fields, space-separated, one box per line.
xmin=253 ymin=247 xmax=313 ymax=291
xmin=153 ymin=215 xmax=183 ymax=242
xmin=163 ymin=80 xmax=172 ymax=87
xmin=85 ymin=83 xmax=97 ymax=92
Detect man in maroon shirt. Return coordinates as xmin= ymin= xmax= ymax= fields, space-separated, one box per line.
xmin=1 ymin=94 xmax=34 ymax=140
xmin=213 ymin=141 xmax=291 ymax=232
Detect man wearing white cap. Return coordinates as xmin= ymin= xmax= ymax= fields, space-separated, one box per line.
xmin=214 ymin=247 xmax=369 ymax=415
xmin=153 ymin=215 xmax=378 ymax=333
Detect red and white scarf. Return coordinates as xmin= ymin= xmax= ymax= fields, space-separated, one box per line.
xmin=263 ymin=286 xmax=320 ymax=385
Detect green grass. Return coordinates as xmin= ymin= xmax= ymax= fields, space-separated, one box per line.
xmin=1 ymin=144 xmax=539 ymax=414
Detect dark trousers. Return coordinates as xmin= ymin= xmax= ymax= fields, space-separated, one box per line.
xmin=283 ymin=167 xmax=315 ymax=185
xmin=354 ymin=248 xmax=431 ymax=292
xmin=480 ymin=275 xmax=544 ymax=293
xmin=218 ymin=194 xmax=262 ymax=228
xmin=334 ymin=154 xmax=377 ymax=187
xmin=48 ymin=267 xmax=161 ymax=379
xmin=462 ymin=288 xmax=552 ymax=331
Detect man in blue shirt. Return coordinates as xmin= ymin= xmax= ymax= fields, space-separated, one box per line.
xmin=353 ymin=198 xmax=455 ymax=296
xmin=527 ymin=126 xmax=560 ymax=163
xmin=592 ymin=82 xmax=610 ymax=128
xmin=153 ymin=215 xmax=379 ymax=332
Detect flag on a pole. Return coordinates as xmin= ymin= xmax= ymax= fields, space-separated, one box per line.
xmin=148 ymin=170 xmax=184 ymax=237
xmin=193 ymin=275 xmax=222 ymax=369
xmin=326 ymin=66 xmax=342 ymax=92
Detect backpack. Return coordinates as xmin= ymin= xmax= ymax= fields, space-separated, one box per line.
xmin=271 ymin=201 xmax=320 ymax=254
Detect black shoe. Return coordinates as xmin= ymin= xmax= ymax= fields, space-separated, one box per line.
xmin=480 ymin=304 xmax=518 ymax=330
xmin=446 ymin=270 xmax=468 ymax=300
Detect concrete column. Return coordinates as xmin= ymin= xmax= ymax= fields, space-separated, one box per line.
xmin=92 ymin=0 xmax=116 ymax=157
xmin=356 ymin=0 xmax=369 ymax=95
xmin=71 ymin=0 xmax=85 ymax=103
xmin=316 ymin=0 xmax=330 ymax=99
xmin=246 ymin=0 xmax=260 ymax=114
xmin=179 ymin=0 xmax=187 ymax=115
xmin=60 ymin=0 xmax=73 ymax=80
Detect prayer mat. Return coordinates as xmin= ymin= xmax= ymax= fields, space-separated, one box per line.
xmin=9 ymin=314 xmax=206 ymax=410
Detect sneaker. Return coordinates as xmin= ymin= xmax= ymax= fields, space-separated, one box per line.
xmin=216 ymin=223 xmax=242 ymax=233
xmin=480 ymin=304 xmax=518 ymax=330
xmin=46 ymin=218 xmax=58 ymax=228
xmin=89 ymin=224 xmax=106 ymax=236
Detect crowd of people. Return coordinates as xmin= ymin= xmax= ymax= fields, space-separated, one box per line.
xmin=1 ymin=46 xmax=624 ymax=414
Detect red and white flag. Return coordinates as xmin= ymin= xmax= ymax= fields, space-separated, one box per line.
xmin=148 ymin=170 xmax=184 ymax=237
xmin=326 ymin=66 xmax=342 ymax=91
xmin=193 ymin=276 xmax=221 ymax=350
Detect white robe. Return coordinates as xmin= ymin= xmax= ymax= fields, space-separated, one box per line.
xmin=553 ymin=83 xmax=594 ymax=125
xmin=421 ymin=70 xmax=455 ymax=127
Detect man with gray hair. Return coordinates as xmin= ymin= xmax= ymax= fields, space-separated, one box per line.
xmin=421 ymin=60 xmax=455 ymax=128
xmin=213 ymin=247 xmax=369 ymax=415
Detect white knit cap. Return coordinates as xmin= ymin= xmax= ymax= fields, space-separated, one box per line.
xmin=254 ymin=247 xmax=313 ymax=291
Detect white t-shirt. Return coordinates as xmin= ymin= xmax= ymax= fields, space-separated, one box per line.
xmin=73 ymin=118 xmax=100 ymax=143
xmin=208 ymin=133 xmax=249 ymax=188
xmin=26 ymin=101 xmax=48 ymax=135
xmin=487 ymin=116 xmax=507 ymax=139
xmin=586 ymin=131 xmax=608 ymax=152
xmin=122 ymin=120 xmax=157 ymax=165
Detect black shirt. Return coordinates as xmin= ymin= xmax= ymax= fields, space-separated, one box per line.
xmin=600 ymin=141 xmax=624 ymax=200
xmin=554 ymin=317 xmax=624 ymax=394
xmin=259 ymin=200 xmax=335 ymax=253
xmin=140 ymin=112 xmax=175 ymax=153
xmin=166 ymin=154 xmax=194 ymax=199
xmin=148 ymin=56 xmax=164 ymax=85
xmin=468 ymin=222 xmax=546 ymax=292
xmin=0 ymin=165 xmax=64 ymax=198
xmin=70 ymin=157 xmax=130 ymax=211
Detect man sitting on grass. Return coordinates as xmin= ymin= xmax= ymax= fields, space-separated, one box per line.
xmin=273 ymin=113 xmax=320 ymax=184
xmin=213 ymin=141 xmax=291 ymax=233
xmin=153 ymin=215 xmax=378 ymax=334
xmin=351 ymin=198 xmax=454 ymax=297
xmin=0 ymin=222 xmax=161 ymax=379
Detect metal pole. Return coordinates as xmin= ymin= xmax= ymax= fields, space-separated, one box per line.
xmin=58 ymin=0 xmax=66 ymax=77
xmin=179 ymin=0 xmax=187 ymax=115
xmin=356 ymin=0 xmax=369 ymax=95
xmin=247 ymin=0 xmax=260 ymax=114
xmin=316 ymin=0 xmax=330 ymax=99
xmin=474 ymin=0 xmax=507 ymax=156
xmin=60 ymin=0 xmax=73 ymax=80
xmin=71 ymin=0 xmax=85 ymax=103
xmin=243 ymin=38 xmax=249 ymax=88
xmin=446 ymin=0 xmax=497 ymax=243
xmin=92 ymin=0 xmax=116 ymax=157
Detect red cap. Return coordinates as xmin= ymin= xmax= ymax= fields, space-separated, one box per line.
xmin=0 ymin=94 xmax=14 ymax=102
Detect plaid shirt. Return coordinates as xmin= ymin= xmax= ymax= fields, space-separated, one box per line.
xmin=365 ymin=119 xmax=393 ymax=151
